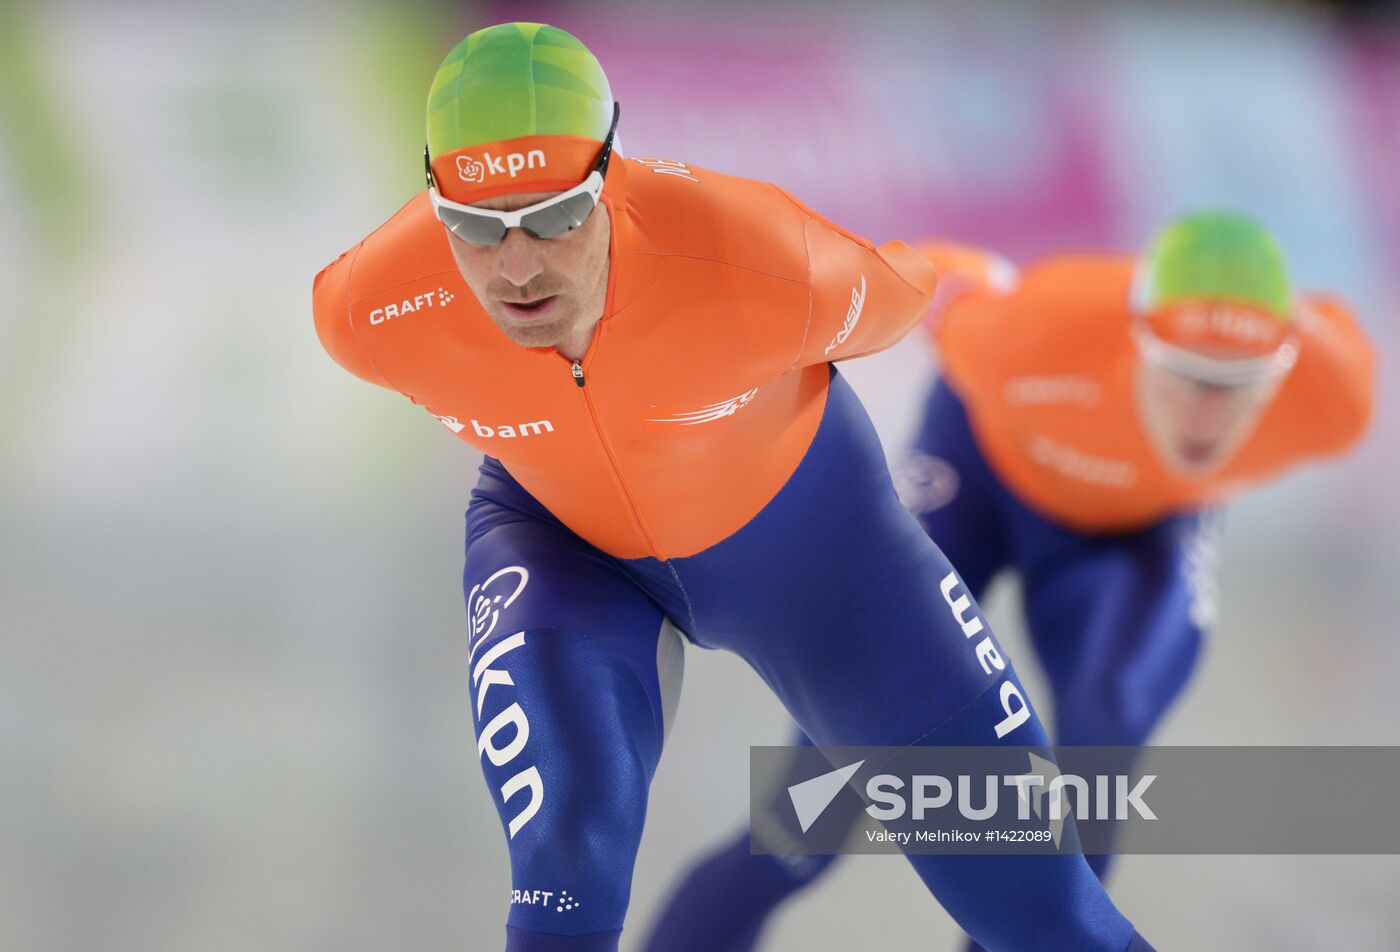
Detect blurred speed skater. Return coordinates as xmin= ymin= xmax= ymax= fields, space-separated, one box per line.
xmin=643 ymin=212 xmax=1375 ymax=952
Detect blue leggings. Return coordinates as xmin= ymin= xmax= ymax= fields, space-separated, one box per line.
xmin=642 ymin=381 xmax=1206 ymax=951
xmin=465 ymin=370 xmax=1151 ymax=952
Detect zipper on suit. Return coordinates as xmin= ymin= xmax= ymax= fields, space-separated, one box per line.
xmin=568 ymin=357 xmax=663 ymax=558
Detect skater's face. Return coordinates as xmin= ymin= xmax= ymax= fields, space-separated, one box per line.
xmin=1136 ymin=352 xmax=1283 ymax=475
xmin=447 ymin=189 xmax=612 ymax=353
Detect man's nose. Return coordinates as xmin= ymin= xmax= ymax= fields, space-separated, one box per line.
xmin=1190 ymin=387 xmax=1231 ymax=428
xmin=496 ymin=228 xmax=544 ymax=287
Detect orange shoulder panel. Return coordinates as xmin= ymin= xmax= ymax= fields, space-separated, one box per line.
xmin=312 ymin=241 xmax=391 ymax=388
xmin=914 ymin=241 xmax=1020 ymax=295
xmin=1239 ymin=293 xmax=1377 ymax=467
xmin=774 ymin=188 xmax=937 ymax=365
xmin=914 ymin=240 xmax=1020 ymax=339
xmin=934 ymin=255 xmax=1134 ymax=407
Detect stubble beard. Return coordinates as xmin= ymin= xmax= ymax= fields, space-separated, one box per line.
xmin=488 ymin=303 xmax=577 ymax=349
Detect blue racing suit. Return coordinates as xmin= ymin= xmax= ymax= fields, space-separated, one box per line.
xmin=638 ymin=380 xmax=1202 ymax=952
xmin=466 ymin=371 xmax=1155 ymax=952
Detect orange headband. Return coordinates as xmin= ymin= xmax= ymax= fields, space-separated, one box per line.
xmin=1143 ymin=298 xmax=1291 ymax=358
xmin=430 ymin=135 xmax=606 ymax=204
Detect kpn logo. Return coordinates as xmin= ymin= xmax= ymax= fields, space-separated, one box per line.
xmin=457 ymin=148 xmax=549 ymax=183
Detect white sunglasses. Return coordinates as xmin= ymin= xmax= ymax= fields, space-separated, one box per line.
xmin=1133 ymin=324 xmax=1298 ymax=387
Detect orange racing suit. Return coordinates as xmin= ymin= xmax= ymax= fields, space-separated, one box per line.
xmin=314 ymin=156 xmax=936 ymax=559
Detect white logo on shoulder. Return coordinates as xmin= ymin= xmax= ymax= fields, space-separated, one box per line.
xmin=370 ymin=287 xmax=455 ymax=326
xmin=632 ymin=157 xmax=700 ymax=183
xmin=824 ymin=275 xmax=867 ymax=355
xmin=647 ymin=387 xmax=759 ymax=427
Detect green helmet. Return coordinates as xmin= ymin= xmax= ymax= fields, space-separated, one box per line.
xmin=1137 ymin=212 xmax=1292 ymax=319
xmin=426 ymin=22 xmax=614 ymax=159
